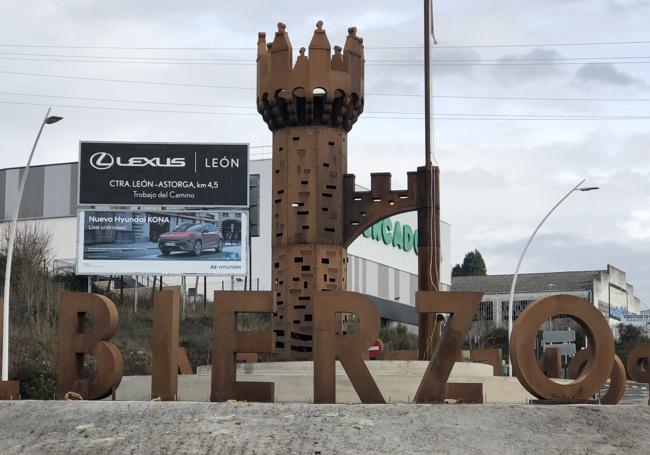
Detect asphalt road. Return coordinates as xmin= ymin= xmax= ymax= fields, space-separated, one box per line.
xmin=600 ymin=380 xmax=649 ymax=405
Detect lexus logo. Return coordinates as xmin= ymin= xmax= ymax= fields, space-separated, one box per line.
xmin=89 ymin=152 xmax=115 ymax=170
xmin=88 ymin=152 xmax=186 ymax=170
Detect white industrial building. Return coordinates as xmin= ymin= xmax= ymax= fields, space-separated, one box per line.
xmin=452 ymin=266 xmax=642 ymax=335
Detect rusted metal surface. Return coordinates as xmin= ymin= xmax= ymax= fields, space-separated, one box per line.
xmin=538 ymin=347 xmax=562 ymax=379
xmin=626 ymin=343 xmax=650 ymax=384
xmin=414 ymin=291 xmax=483 ymax=403
xmin=567 ymin=348 xmax=590 ymax=380
xmin=178 ymin=347 xmax=193 ymax=375
xmin=56 ymin=292 xmax=123 ymax=400
xmin=313 ymin=291 xmax=385 ymax=404
xmin=567 ymin=348 xmax=625 ymax=404
xmin=236 ymin=353 xmax=258 ymax=363
xmin=470 ymin=349 xmax=503 ymax=376
xmin=510 ymin=294 xmax=614 ymax=400
xmin=417 ymin=166 xmax=441 ymax=360
xmin=257 ymin=22 xmax=363 ymax=359
xmin=0 ymin=380 xmax=19 ymax=400
xmin=627 ymin=343 xmax=650 ymax=404
xmin=602 ymin=355 xmax=626 ymax=405
xmin=445 ymin=383 xmax=483 ymax=404
xmin=210 ymin=291 xmax=275 ymax=402
xmin=342 ymin=172 xmax=419 ymax=247
xmin=382 ymin=350 xmax=418 ymax=361
xmin=152 ymin=290 xmax=180 ymax=401
xmin=256 ymin=22 xmax=438 ymax=360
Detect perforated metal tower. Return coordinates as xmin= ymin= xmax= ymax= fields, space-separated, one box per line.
xmin=256 ymin=22 xmax=365 ymax=359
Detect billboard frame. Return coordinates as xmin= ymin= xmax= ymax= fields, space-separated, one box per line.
xmin=76 ymin=141 xmax=250 ymax=209
xmin=75 ymin=208 xmax=248 ymax=277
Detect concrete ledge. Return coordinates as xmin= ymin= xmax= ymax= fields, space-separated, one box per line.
xmin=114 ymin=361 xmax=536 ymax=403
xmin=1 ymin=401 xmax=649 ymax=454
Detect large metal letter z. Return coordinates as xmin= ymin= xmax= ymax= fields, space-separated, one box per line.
xmin=414 ymin=291 xmax=484 ymax=403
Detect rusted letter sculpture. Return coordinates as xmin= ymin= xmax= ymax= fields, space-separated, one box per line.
xmin=511 ymin=294 xmax=614 ymax=400
xmin=210 ymin=291 xmax=275 ymax=402
xmin=151 ymin=290 xmax=181 ymax=401
xmin=567 ymin=348 xmax=625 ymax=404
xmin=626 ymin=343 xmax=650 ymax=405
xmin=414 ymin=291 xmax=484 ymax=403
xmin=313 ymin=291 xmax=385 ymax=404
xmin=470 ymin=349 xmax=502 ymax=376
xmin=538 ymin=347 xmax=562 ymax=379
xmin=56 ymin=292 xmax=123 ymax=400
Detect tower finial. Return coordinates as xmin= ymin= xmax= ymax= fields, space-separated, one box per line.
xmin=316 ymin=20 xmax=324 ymax=31
xmin=277 ymin=22 xmax=286 ymax=33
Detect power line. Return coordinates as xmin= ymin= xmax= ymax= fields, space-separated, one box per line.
xmin=1 ymin=74 xmax=649 ymax=105
xmin=0 ymin=39 xmax=650 ymax=50
xmin=4 ymin=55 xmax=650 ymax=66
xmin=0 ymin=70 xmax=254 ymax=90
xmin=4 ymin=91 xmax=650 ymax=115
xmin=2 ymin=99 xmax=650 ymax=121
xmin=6 ymin=50 xmax=650 ymax=63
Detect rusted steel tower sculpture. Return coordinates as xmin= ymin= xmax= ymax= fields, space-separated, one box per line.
xmin=257 ymin=22 xmax=439 ymax=359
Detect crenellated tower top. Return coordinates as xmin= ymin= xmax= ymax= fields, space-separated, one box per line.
xmin=256 ymin=21 xmax=364 ymax=132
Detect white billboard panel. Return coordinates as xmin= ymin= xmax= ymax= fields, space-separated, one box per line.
xmin=76 ymin=209 xmax=247 ymax=276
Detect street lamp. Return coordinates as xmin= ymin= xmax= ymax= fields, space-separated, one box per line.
xmin=2 ymin=108 xmax=62 ymax=382
xmin=506 ymin=179 xmax=599 ymax=377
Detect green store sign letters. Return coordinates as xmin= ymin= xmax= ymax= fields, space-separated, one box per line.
xmin=362 ymin=219 xmax=419 ymax=255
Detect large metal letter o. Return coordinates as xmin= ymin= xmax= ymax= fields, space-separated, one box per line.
xmin=510 ymin=294 xmax=614 ymax=400
xmin=626 ymin=343 xmax=650 ymax=384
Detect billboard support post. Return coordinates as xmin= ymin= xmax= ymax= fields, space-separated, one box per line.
xmin=134 ymin=276 xmax=138 ymax=313
xmin=181 ymin=276 xmax=186 ymax=320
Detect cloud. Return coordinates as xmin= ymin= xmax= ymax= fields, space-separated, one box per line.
xmin=574 ymin=64 xmax=647 ymax=87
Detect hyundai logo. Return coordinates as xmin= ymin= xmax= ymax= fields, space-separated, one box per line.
xmin=89 ymin=152 xmax=115 ymax=170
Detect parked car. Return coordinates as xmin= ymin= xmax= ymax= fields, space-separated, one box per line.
xmin=158 ymin=222 xmax=224 ymax=256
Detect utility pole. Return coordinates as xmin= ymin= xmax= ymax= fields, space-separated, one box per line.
xmin=417 ymin=0 xmax=441 ymax=360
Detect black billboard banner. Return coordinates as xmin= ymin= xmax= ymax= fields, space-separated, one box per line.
xmin=78 ymin=142 xmax=249 ymax=207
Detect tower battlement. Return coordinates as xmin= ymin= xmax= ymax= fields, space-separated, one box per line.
xmin=257 ymin=21 xmax=365 ymax=132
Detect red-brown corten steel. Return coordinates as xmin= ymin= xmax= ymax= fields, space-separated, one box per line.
xmin=257 ymin=22 xmax=440 ymax=359
xmin=567 ymin=348 xmax=626 ymax=405
xmin=510 ymin=294 xmax=614 ymax=400
xmin=210 ymin=291 xmax=275 ymax=402
xmin=538 ymin=347 xmax=562 ymax=379
xmin=414 ymin=291 xmax=484 ymax=403
xmin=470 ymin=348 xmax=503 ymax=376
xmin=56 ymin=292 xmax=124 ymax=400
xmin=626 ymin=343 xmax=650 ymax=405
xmin=151 ymin=290 xmax=180 ymax=401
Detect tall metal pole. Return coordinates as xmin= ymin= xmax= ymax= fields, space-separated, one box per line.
xmin=507 ymin=179 xmax=590 ymax=377
xmin=2 ymin=108 xmax=54 ymax=381
xmin=417 ymin=0 xmax=441 ymax=360
xmin=424 ymin=0 xmax=432 ymax=167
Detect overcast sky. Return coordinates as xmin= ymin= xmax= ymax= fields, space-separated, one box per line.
xmin=0 ymin=0 xmax=648 ymax=307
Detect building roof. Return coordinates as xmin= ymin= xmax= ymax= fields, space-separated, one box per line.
xmin=451 ymin=270 xmax=602 ymax=294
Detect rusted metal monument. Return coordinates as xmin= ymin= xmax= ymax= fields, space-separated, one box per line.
xmin=256 ymin=21 xmax=439 ymax=360
xmin=5 ymin=10 xmax=648 ymax=407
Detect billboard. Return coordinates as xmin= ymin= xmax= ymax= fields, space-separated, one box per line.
xmin=78 ymin=142 xmax=249 ymax=207
xmin=76 ymin=209 xmax=247 ymax=275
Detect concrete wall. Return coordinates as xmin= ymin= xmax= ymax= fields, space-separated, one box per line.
xmin=111 ymin=361 xmax=535 ymax=404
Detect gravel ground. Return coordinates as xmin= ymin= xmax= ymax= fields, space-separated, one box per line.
xmin=0 ymin=401 xmax=649 ymax=455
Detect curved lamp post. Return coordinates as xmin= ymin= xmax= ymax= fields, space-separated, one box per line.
xmin=2 ymin=108 xmax=62 ymax=381
xmin=506 ymin=179 xmax=599 ymax=377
